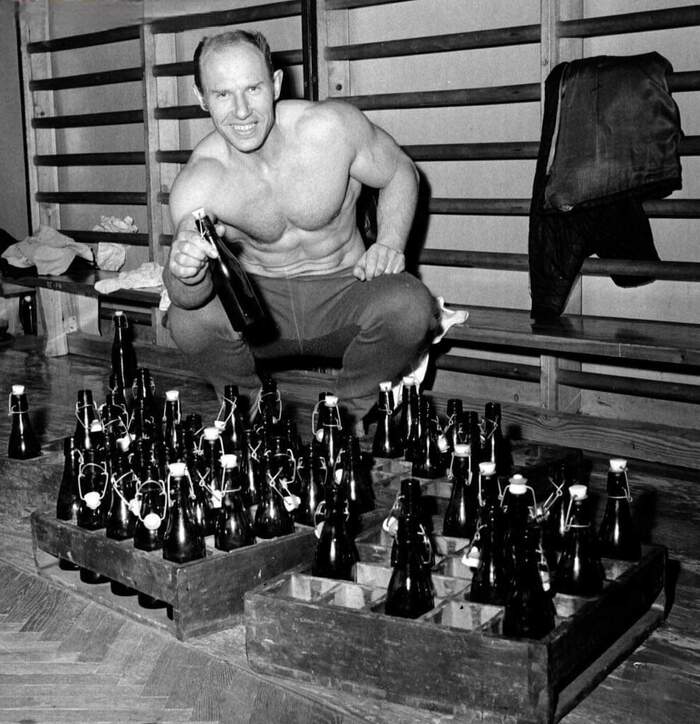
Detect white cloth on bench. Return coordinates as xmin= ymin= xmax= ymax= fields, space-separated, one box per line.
xmin=2 ymin=226 xmax=93 ymax=275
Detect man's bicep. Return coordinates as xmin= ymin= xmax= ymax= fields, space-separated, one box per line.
xmin=349 ymin=116 xmax=408 ymax=188
xmin=169 ymin=163 xmax=218 ymax=233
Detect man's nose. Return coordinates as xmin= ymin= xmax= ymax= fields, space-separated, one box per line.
xmin=234 ymin=94 xmax=250 ymax=119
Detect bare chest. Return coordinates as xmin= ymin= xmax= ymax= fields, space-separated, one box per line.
xmin=213 ymin=154 xmax=353 ymax=243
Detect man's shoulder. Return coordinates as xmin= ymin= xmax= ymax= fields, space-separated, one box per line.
xmin=282 ymin=98 xmax=364 ymax=140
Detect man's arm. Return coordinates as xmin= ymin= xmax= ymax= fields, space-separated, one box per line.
xmin=337 ymin=102 xmax=419 ymax=280
xmin=162 ymin=161 xmax=220 ymax=308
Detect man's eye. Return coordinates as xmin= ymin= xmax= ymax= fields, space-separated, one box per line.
xmin=216 ymin=91 xmax=228 ymax=98
xmin=248 ymin=85 xmax=260 ymax=93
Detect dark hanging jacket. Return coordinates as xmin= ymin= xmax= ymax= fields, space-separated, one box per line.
xmin=528 ymin=52 xmax=683 ymax=321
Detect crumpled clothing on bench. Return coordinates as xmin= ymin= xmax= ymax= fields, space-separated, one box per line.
xmin=1 ymin=226 xmax=94 ymax=276
xmin=94 ymin=261 xmax=171 ymax=311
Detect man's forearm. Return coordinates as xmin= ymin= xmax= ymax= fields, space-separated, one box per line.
xmin=374 ymin=157 xmax=419 ymax=253
xmin=163 ymin=263 xmax=214 ymax=309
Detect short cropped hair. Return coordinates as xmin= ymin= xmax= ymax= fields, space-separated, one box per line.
xmin=193 ymin=30 xmax=274 ymax=94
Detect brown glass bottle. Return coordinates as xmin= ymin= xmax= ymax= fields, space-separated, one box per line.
xmin=193 ymin=208 xmax=267 ymax=335
xmin=8 ymin=384 xmax=41 ymax=459
xmin=163 ymin=462 xmax=206 ymax=563
xmin=598 ymin=458 xmax=641 ymax=561
xmin=385 ymin=481 xmax=435 ymax=618
xmin=555 ymin=484 xmax=605 ymax=596
xmin=372 ymin=381 xmax=402 ymax=458
xmin=215 ymin=454 xmax=255 ymax=551
xmin=502 ymin=524 xmax=556 ymax=639
xmin=312 ymin=474 xmax=359 ymax=581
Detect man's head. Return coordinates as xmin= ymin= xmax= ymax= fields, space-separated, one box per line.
xmin=193 ymin=30 xmax=283 ymax=154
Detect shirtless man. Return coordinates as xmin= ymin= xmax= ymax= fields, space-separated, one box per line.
xmin=163 ymin=30 xmax=438 ymax=425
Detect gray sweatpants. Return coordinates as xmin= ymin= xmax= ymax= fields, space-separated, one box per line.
xmin=166 ymin=268 xmax=439 ymax=422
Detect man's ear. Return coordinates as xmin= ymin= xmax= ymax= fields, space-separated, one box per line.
xmin=193 ymin=84 xmax=208 ymax=111
xmin=273 ymin=69 xmax=283 ymax=100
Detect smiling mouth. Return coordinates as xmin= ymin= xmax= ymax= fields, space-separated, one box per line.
xmin=231 ymin=122 xmax=257 ymax=134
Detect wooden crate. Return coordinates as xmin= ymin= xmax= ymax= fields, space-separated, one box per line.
xmin=245 ymin=474 xmax=666 ymax=724
xmin=30 ymin=457 xmax=402 ymax=640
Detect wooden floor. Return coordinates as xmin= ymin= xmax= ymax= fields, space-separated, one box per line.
xmin=1 ymin=335 xmax=699 ymax=723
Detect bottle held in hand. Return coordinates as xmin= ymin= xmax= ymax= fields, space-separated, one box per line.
xmin=192 ymin=208 xmax=267 ymax=335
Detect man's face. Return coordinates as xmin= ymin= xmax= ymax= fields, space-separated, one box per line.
xmin=197 ymin=42 xmax=283 ymax=154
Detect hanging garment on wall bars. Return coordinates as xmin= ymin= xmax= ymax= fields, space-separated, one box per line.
xmin=528 ymin=52 xmax=683 ymax=321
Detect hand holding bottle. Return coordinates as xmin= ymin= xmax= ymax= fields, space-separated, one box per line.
xmin=169 ymin=214 xmax=225 ymax=281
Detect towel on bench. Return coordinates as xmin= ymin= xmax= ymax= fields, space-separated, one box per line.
xmin=2 ymin=226 xmax=94 ymax=276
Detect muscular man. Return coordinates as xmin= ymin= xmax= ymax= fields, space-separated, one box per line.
xmin=163 ymin=30 xmax=438 ymax=425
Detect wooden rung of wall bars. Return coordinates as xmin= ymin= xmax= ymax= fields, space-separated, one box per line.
xmin=30 ymin=68 xmax=143 ymax=92
xmin=32 ymin=111 xmax=144 ymax=129
xmin=148 ymin=0 xmax=301 ymax=35
xmin=35 ymin=192 xmax=147 ymax=205
xmin=34 ymin=153 xmax=145 ymax=167
xmin=27 ymin=25 xmax=141 ymax=54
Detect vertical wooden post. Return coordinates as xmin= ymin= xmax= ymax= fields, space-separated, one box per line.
xmin=142 ymin=5 xmax=179 ymax=347
xmin=538 ymin=0 xmax=584 ymax=412
xmin=314 ymin=0 xmax=350 ymax=100
xmin=301 ymin=0 xmax=319 ymax=100
xmin=17 ymin=0 xmax=61 ymax=233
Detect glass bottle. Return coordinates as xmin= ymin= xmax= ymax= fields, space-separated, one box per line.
xmin=253 ymin=374 xmax=282 ymax=443
xmin=214 ymin=454 xmax=255 ymax=551
xmin=314 ymin=393 xmax=343 ymax=471
xmin=312 ymin=471 xmax=359 ymax=581
xmin=192 ymin=208 xmax=267 ymax=335
xmin=105 ymin=435 xmax=136 ymax=542
xmin=163 ymin=461 xmax=206 ymax=563
xmin=254 ymin=450 xmax=295 ymax=539
xmin=501 ymin=474 xmax=535 ymax=579
xmin=442 ymin=442 xmax=478 ymax=540
xmin=295 ymin=441 xmax=326 ymax=527
xmin=111 ymin=310 xmax=137 ymax=394
xmin=55 ymin=435 xmax=80 ymax=571
xmin=162 ymin=389 xmax=181 ymax=450
xmin=438 ymin=397 xmax=463 ymax=468
xmin=598 ymin=458 xmax=641 ymax=561
xmin=105 ymin=435 xmax=137 ymax=595
xmin=99 ymin=390 xmax=129 ymax=448
xmin=346 ymin=433 xmax=375 ymax=515
xmin=555 ymin=484 xmax=605 ymax=597
xmin=385 ymin=480 xmax=435 ymax=618
xmin=469 ymin=462 xmax=508 ymax=605
xmin=131 ymin=367 xmax=157 ymax=421
xmin=108 ymin=371 xmax=129 ymax=411
xmin=19 ymin=294 xmax=37 ymax=335
xmin=240 ymin=427 xmax=263 ymax=515
xmin=372 ymin=380 xmax=401 ymax=458
xmin=482 ymin=401 xmax=510 ymax=479
xmin=265 ymin=434 xmax=300 ymax=516
xmin=411 ymin=397 xmax=444 ymax=479
xmin=216 ymin=384 xmax=246 ymax=454
xmin=197 ymin=425 xmax=225 ymax=535
xmin=132 ymin=445 xmax=167 ymax=554
xmin=502 ymin=523 xmax=556 ymax=639
xmin=76 ymin=447 xmax=110 ymax=584
xmin=399 ymin=376 xmax=419 ymax=461
xmin=73 ymin=389 xmax=97 ymax=452
xmin=387 ymin=478 xmax=433 ymax=571
xmin=7 ymin=384 xmax=41 ymax=459
xmin=132 ymin=447 xmax=168 ymax=609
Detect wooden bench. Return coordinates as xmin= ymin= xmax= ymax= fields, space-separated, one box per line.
xmin=3 ymin=269 xmax=163 ymax=356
